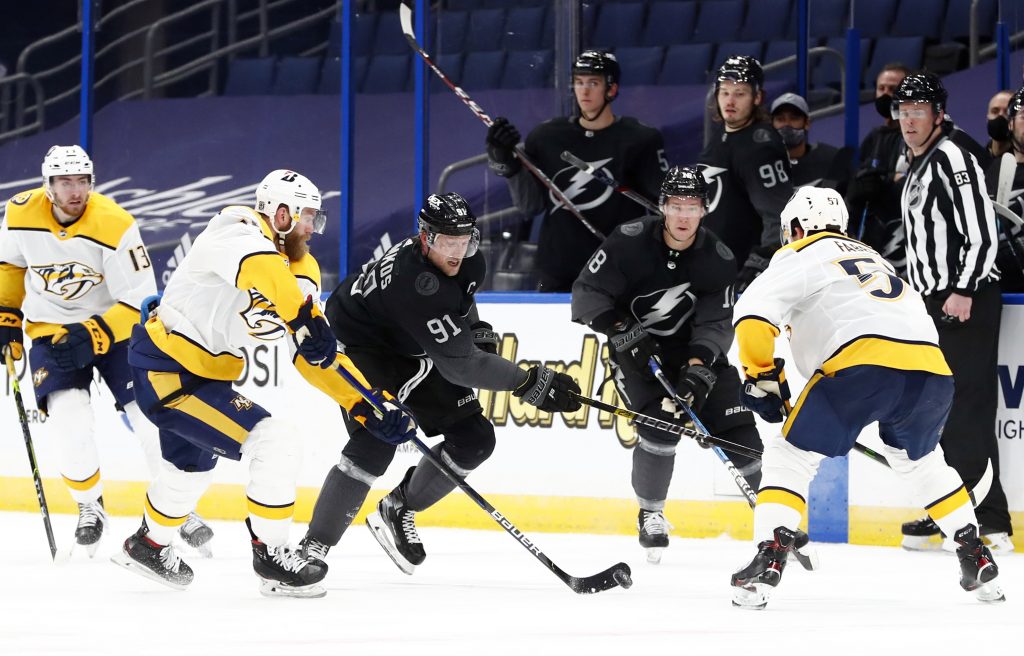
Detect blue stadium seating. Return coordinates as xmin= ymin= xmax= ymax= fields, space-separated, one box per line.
xmin=615 ymin=45 xmax=665 ymax=86
xmin=658 ymin=43 xmax=713 ymax=85
xmin=714 ymin=41 xmax=765 ymax=67
xmin=272 ymin=56 xmax=320 ymax=95
xmin=432 ymin=53 xmax=464 ymax=92
xmin=362 ymin=53 xmax=410 ymax=93
xmin=372 ymin=12 xmax=407 ymax=55
xmin=763 ymin=40 xmax=797 ymax=80
xmin=852 ymin=0 xmax=899 ymax=38
xmin=318 ymin=57 xmax=341 ymax=94
xmin=355 ymin=13 xmax=377 ymax=57
xmin=808 ymin=0 xmax=848 ymax=39
xmin=501 ymin=49 xmax=553 ymax=89
xmin=740 ymin=0 xmax=792 ymax=42
xmin=466 ymin=9 xmax=506 ymax=52
xmin=591 ymin=2 xmax=646 ymax=49
xmin=503 ymin=6 xmax=548 ymax=51
xmin=692 ymin=0 xmax=745 ymax=43
xmin=864 ymin=36 xmax=924 ymax=89
xmin=224 ymin=58 xmax=276 ymax=96
xmin=943 ymin=0 xmax=997 ymax=41
xmin=641 ymin=2 xmax=697 ymax=47
xmin=892 ymin=0 xmax=946 ymax=39
xmin=461 ymin=50 xmax=506 ymax=89
xmin=813 ymin=37 xmax=871 ymax=90
xmin=435 ymin=10 xmax=469 ymax=55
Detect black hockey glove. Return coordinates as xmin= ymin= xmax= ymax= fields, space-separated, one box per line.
xmin=471 ymin=321 xmax=500 ymax=355
xmin=287 ymin=296 xmax=336 ymax=369
xmin=676 ymin=363 xmax=716 ymax=412
xmin=0 ymin=306 xmax=24 ymax=361
xmin=847 ymin=168 xmax=888 ymax=206
xmin=486 ymin=117 xmax=522 ymax=178
xmin=736 ymin=250 xmax=771 ymax=296
xmin=51 ymin=315 xmax=113 ymax=371
xmin=740 ymin=358 xmax=791 ymax=424
xmin=351 ymin=391 xmax=417 ymax=446
xmin=514 ymin=366 xmax=582 ymax=413
xmin=609 ymin=320 xmax=661 ymax=379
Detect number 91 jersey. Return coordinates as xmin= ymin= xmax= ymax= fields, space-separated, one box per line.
xmin=734 ymin=232 xmax=949 ymax=381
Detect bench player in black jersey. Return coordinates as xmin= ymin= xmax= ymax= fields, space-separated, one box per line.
xmin=698 ymin=55 xmax=794 ymax=295
xmin=486 ymin=50 xmax=668 ymax=292
xmin=571 ymin=166 xmax=761 ymax=564
xmin=298 ymin=192 xmax=582 ymax=575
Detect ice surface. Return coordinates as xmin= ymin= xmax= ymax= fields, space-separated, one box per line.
xmin=0 ymin=511 xmax=1017 ymax=656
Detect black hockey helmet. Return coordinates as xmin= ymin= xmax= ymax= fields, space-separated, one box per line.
xmin=659 ymin=165 xmax=709 ymax=208
xmin=891 ymin=72 xmax=947 ymax=118
xmin=715 ymin=55 xmax=764 ymax=94
xmin=418 ymin=192 xmax=480 ymax=258
xmin=1008 ymin=85 xmax=1024 ymax=120
xmin=572 ymin=50 xmax=620 ymax=89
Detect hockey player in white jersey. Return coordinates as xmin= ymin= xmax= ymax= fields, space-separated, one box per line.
xmin=0 ymin=145 xmax=213 ymax=557
xmin=729 ymin=186 xmax=1003 ymax=609
xmin=110 ymin=169 xmax=414 ymax=598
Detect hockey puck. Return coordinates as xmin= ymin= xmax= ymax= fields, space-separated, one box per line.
xmin=613 ymin=569 xmax=632 ymax=589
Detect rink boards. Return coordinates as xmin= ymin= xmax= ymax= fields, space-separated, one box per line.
xmin=1 ymin=294 xmax=1021 ymax=548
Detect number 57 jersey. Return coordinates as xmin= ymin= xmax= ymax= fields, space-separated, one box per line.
xmin=733 ymin=232 xmax=950 ymax=380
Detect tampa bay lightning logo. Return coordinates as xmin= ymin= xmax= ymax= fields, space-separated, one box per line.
xmin=31 ymin=261 xmax=104 ymax=301
xmin=631 ymin=282 xmax=697 ymax=336
xmin=241 ymin=290 xmax=286 ymax=340
xmin=550 ymin=157 xmax=614 ymax=212
xmin=698 ymin=164 xmax=727 ymax=214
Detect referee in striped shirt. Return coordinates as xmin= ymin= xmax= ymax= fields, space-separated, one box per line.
xmin=894 ymin=72 xmax=1013 ymax=551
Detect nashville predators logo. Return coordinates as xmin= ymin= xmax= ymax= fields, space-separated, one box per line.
xmin=230 ymin=394 xmax=255 ymax=412
xmin=31 ymin=262 xmax=104 ymax=301
xmin=32 ymin=367 xmax=49 ymax=387
xmin=241 ymin=290 xmax=286 ymax=341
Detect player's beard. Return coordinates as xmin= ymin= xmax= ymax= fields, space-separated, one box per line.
xmin=283 ymin=229 xmax=310 ymax=261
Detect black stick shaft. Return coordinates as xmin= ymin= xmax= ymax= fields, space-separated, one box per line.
xmin=5 ymin=349 xmax=57 ymax=560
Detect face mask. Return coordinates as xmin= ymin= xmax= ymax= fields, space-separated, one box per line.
xmin=777 ymin=125 xmax=806 ymax=148
xmin=875 ymin=94 xmax=893 ymax=119
xmin=987 ymin=115 xmax=1010 ymax=142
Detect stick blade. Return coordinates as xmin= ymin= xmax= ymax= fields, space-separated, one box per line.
xmin=399 ymin=3 xmax=415 ymax=40
xmin=970 ymin=458 xmax=994 ymax=507
xmin=565 ymin=562 xmax=632 ymax=594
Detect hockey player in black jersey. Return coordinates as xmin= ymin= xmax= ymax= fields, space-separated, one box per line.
xmin=299 ymin=192 xmax=582 ymax=575
xmin=698 ymin=55 xmax=793 ymax=294
xmin=486 ymin=50 xmax=668 ymax=292
xmin=571 ymin=166 xmax=761 ymax=564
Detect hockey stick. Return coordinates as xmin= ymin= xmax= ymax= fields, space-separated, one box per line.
xmin=568 ymin=390 xmax=763 ymax=460
xmin=332 ymin=362 xmax=632 ymax=594
xmin=647 ymin=359 xmax=819 ymax=571
xmin=397 ymin=3 xmax=605 ymax=241
xmin=4 ymin=348 xmax=58 ymax=560
xmin=560 ymin=150 xmax=662 ymax=215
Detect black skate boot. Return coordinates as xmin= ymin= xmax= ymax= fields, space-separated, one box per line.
xmin=178 ymin=512 xmax=214 ymax=558
xmin=366 ymin=468 xmax=426 ymax=575
xmin=731 ymin=526 xmax=799 ymax=610
xmin=110 ymin=520 xmax=193 ymax=590
xmin=638 ymin=508 xmax=673 ymax=564
xmin=901 ymin=516 xmax=949 ymax=551
xmin=74 ymin=496 xmax=108 ymax=557
xmin=247 ymin=518 xmax=327 ymax=598
xmin=299 ymin=534 xmax=331 ymax=567
xmin=954 ymin=525 xmax=1005 ymax=603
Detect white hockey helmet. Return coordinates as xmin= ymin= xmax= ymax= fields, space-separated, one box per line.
xmin=780 ymin=186 xmax=849 ymax=243
xmin=254 ymin=169 xmax=326 ymax=235
xmin=41 ymin=145 xmax=94 ymax=201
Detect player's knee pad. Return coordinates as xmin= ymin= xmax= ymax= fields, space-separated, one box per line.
xmin=634 ymin=398 xmax=683 ymax=446
xmin=123 ymin=401 xmax=164 ymax=476
xmin=341 ymin=431 xmax=398 ymax=478
xmin=438 ymin=412 xmax=495 ymax=471
xmin=882 ymin=444 xmax=968 ymax=510
xmin=144 ymin=464 xmax=215 ymax=545
xmin=44 ymin=388 xmax=100 ymax=484
xmin=336 ymin=453 xmax=378 ymax=487
xmin=241 ymin=417 xmax=300 ymax=505
xmin=759 ymin=434 xmax=823 ymax=501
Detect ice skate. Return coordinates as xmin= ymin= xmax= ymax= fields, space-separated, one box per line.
xmin=900 ymin=516 xmax=954 ymax=551
xmin=731 ymin=526 xmax=799 ymax=610
xmin=980 ymin=529 xmax=1015 ymax=554
xmin=74 ymin=497 xmax=108 ymax=558
xmin=954 ymin=525 xmax=1005 ymax=604
xmin=248 ymin=519 xmax=327 ymax=598
xmin=299 ymin=534 xmax=331 ymax=566
xmin=178 ymin=512 xmax=214 ymax=557
xmin=366 ymin=475 xmax=426 ymax=575
xmin=110 ymin=520 xmax=193 ymax=591
xmin=638 ymin=509 xmax=673 ymax=564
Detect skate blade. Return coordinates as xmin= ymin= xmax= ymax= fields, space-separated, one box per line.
xmin=732 ymin=583 xmax=772 ymax=610
xmin=618 ymin=434 xmax=638 ymax=449
xmin=645 ymin=547 xmax=664 ymax=564
xmin=974 ymin=581 xmax=1006 ymax=604
xmin=900 ymin=534 xmax=947 ymax=552
xmin=365 ymin=513 xmax=415 ymax=575
xmin=110 ymin=552 xmax=189 ymax=591
xmin=258 ymin=578 xmax=326 ymax=599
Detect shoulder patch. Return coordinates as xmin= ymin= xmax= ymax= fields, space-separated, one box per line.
xmin=716 ymin=240 xmax=735 ymax=261
xmin=9 ymin=192 xmax=32 ymax=206
xmin=753 ymin=128 xmax=773 ymax=143
xmin=619 ymin=221 xmax=644 ymax=237
xmin=415 ymin=271 xmax=440 ymax=296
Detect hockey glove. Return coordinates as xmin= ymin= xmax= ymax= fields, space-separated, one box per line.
xmin=351 ymin=391 xmax=417 ymax=446
xmin=740 ymin=358 xmax=791 ymax=424
xmin=514 ymin=366 xmax=583 ymax=413
xmin=847 ymin=168 xmax=888 ymax=206
xmin=486 ymin=117 xmax=522 ymax=178
xmin=609 ymin=320 xmax=661 ymax=379
xmin=736 ymin=249 xmax=771 ymax=296
xmin=471 ymin=321 xmax=500 ymax=355
xmin=51 ymin=315 xmax=113 ymax=371
xmin=0 ymin=306 xmax=24 ymax=361
xmin=676 ymin=363 xmax=717 ymax=412
xmin=287 ymin=296 xmax=336 ymax=369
